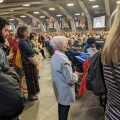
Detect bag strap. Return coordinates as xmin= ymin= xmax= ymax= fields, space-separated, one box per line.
xmin=111 ymin=63 xmax=120 ymax=90
xmin=19 ymin=49 xmax=28 ymax=58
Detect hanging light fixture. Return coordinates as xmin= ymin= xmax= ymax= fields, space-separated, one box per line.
xmin=0 ymin=0 xmax=3 ymax=3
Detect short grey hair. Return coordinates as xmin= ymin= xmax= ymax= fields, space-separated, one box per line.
xmin=50 ymin=36 xmax=68 ymax=50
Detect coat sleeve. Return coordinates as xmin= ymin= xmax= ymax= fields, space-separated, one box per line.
xmin=19 ymin=39 xmax=36 ymax=56
xmin=62 ymin=62 xmax=78 ymax=84
xmin=0 ymin=65 xmax=25 ymax=118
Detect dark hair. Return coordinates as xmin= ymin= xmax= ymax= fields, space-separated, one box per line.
xmin=87 ymin=37 xmax=96 ymax=45
xmin=30 ymin=32 xmax=36 ymax=40
xmin=0 ymin=17 xmax=9 ymax=31
xmin=17 ymin=26 xmax=27 ymax=38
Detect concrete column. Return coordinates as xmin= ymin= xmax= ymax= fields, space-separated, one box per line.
xmin=56 ymin=4 xmax=76 ymax=32
xmin=78 ymin=0 xmax=92 ymax=30
xmin=70 ymin=20 xmax=76 ymax=32
xmin=54 ymin=21 xmax=60 ymax=32
xmin=39 ymin=9 xmax=60 ymax=32
xmin=39 ymin=22 xmax=46 ymax=32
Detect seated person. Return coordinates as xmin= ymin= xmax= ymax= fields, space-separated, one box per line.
xmin=84 ymin=37 xmax=97 ymax=56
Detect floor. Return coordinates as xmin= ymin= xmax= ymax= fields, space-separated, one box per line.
xmin=20 ymin=49 xmax=104 ymax=120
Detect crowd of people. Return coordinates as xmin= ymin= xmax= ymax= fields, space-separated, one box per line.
xmin=0 ymin=3 xmax=120 ymax=120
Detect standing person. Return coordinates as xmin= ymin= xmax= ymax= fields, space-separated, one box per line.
xmin=0 ymin=18 xmax=24 ymax=120
xmin=18 ymin=26 xmax=40 ymax=100
xmin=50 ymin=36 xmax=80 ymax=120
xmin=8 ymin=32 xmax=16 ymax=49
xmin=41 ymin=33 xmax=45 ymax=47
xmin=30 ymin=33 xmax=46 ymax=58
xmin=12 ymin=37 xmax=27 ymax=94
xmin=101 ymin=4 xmax=120 ymax=120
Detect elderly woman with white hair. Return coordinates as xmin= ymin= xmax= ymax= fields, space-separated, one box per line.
xmin=50 ymin=36 xmax=80 ymax=120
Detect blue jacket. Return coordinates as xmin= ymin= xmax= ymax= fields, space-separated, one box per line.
xmin=18 ymin=38 xmax=36 ymax=56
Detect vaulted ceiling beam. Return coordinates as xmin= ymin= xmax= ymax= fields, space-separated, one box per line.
xmin=77 ymin=0 xmax=92 ymax=30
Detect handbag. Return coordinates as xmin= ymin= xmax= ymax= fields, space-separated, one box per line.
xmin=28 ymin=54 xmax=40 ymax=67
xmin=20 ymin=50 xmax=40 ymax=67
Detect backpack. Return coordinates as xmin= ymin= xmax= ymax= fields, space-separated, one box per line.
xmin=86 ymin=50 xmax=107 ymax=109
xmin=86 ymin=50 xmax=107 ymax=95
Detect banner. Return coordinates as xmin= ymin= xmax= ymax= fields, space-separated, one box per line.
xmin=46 ymin=19 xmax=53 ymax=28
xmin=78 ymin=16 xmax=85 ymax=28
xmin=62 ymin=17 xmax=69 ymax=28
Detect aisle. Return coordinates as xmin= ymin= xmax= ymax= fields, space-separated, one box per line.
xmin=20 ymin=50 xmax=104 ymax=120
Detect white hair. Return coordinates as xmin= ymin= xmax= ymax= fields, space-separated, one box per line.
xmin=50 ymin=36 xmax=68 ymax=50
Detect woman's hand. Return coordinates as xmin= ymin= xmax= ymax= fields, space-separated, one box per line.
xmin=74 ymin=71 xmax=81 ymax=77
xmin=92 ymin=47 xmax=98 ymax=51
xmin=7 ymin=55 xmax=13 ymax=61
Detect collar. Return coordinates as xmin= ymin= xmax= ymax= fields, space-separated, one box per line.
xmin=55 ymin=50 xmax=69 ymax=60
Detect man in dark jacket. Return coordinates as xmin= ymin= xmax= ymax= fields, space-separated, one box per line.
xmin=0 ymin=17 xmax=24 ymax=120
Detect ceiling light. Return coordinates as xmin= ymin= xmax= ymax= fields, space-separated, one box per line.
xmin=92 ymin=5 xmax=99 ymax=8
xmin=0 ymin=0 xmax=3 ymax=3
xmin=75 ymin=13 xmax=80 ymax=15
xmin=22 ymin=4 xmax=30 ymax=6
xmin=117 ymin=1 xmax=120 ymax=4
xmin=40 ymin=16 xmax=45 ymax=18
xmin=89 ymin=0 xmax=96 ymax=1
xmin=33 ymin=12 xmax=39 ymax=14
xmin=9 ymin=19 xmax=14 ymax=21
xmin=10 ymin=10 xmax=14 ymax=11
xmin=20 ymin=16 xmax=26 ymax=17
xmin=56 ymin=15 xmax=62 ymax=17
xmin=67 ymin=3 xmax=74 ymax=6
xmin=49 ymin=8 xmax=55 ymax=10
xmin=82 ymin=13 xmax=84 ymax=16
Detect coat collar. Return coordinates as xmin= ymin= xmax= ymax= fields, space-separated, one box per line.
xmin=55 ymin=50 xmax=69 ymax=60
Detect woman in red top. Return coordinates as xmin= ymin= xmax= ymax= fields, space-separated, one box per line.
xmin=12 ymin=37 xmax=27 ymax=94
xmin=8 ymin=32 xmax=16 ymax=49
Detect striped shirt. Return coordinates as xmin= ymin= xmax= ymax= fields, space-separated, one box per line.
xmin=103 ymin=64 xmax=120 ymax=120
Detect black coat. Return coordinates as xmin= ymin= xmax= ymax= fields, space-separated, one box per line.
xmin=0 ymin=62 xmax=25 ymax=120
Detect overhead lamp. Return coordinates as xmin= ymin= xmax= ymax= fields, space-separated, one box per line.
xmin=82 ymin=12 xmax=84 ymax=16
xmin=10 ymin=10 xmax=14 ymax=11
xmin=20 ymin=15 xmax=26 ymax=17
xmin=92 ymin=5 xmax=99 ymax=8
xmin=49 ymin=8 xmax=55 ymax=10
xmin=117 ymin=1 xmax=120 ymax=4
xmin=9 ymin=19 xmax=14 ymax=21
xmin=22 ymin=4 xmax=30 ymax=6
xmin=67 ymin=3 xmax=74 ymax=6
xmin=0 ymin=0 xmax=3 ymax=3
xmin=33 ymin=12 xmax=39 ymax=14
xmin=56 ymin=15 xmax=62 ymax=17
xmin=40 ymin=16 xmax=45 ymax=18
xmin=89 ymin=0 xmax=96 ymax=1
xmin=75 ymin=13 xmax=80 ymax=15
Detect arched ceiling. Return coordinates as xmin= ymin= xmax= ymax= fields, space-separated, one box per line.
xmin=0 ymin=0 xmax=118 ymax=24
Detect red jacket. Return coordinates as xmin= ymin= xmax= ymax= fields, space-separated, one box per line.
xmin=78 ymin=59 xmax=90 ymax=96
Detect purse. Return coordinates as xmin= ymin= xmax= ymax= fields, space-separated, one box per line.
xmin=20 ymin=50 xmax=40 ymax=67
xmin=28 ymin=54 xmax=40 ymax=67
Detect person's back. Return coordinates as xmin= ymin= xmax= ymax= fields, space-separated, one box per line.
xmin=101 ymin=4 xmax=120 ymax=120
xmin=103 ymin=64 xmax=120 ymax=119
